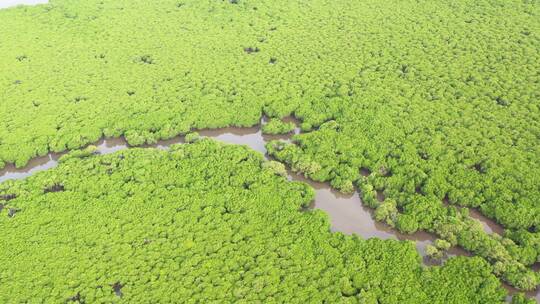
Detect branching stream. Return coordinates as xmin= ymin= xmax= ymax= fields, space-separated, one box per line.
xmin=0 ymin=121 xmax=492 ymax=263
xmin=0 ymin=113 xmax=538 ymax=300
xmin=1 ymin=123 xmax=538 ymax=302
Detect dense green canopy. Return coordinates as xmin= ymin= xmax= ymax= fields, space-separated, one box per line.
xmin=0 ymin=140 xmax=507 ymax=303
xmin=0 ymin=0 xmax=539 ymax=294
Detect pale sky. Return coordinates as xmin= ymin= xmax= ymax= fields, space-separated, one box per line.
xmin=0 ymin=0 xmax=48 ymax=9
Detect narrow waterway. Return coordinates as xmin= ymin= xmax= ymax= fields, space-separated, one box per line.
xmin=0 ymin=121 xmax=473 ymax=261
xmin=469 ymin=208 xmax=505 ymax=235
xmin=0 ymin=120 xmax=538 ymax=301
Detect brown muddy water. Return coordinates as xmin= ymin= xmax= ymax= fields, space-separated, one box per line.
xmin=0 ymin=0 xmax=48 ymax=9
xmin=469 ymin=208 xmax=505 ymax=235
xmin=0 ymin=119 xmax=538 ymax=301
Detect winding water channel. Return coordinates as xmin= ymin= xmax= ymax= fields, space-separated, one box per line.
xmin=0 ymin=122 xmax=465 ymax=261
xmin=0 ymin=125 xmax=538 ymax=301
xmin=0 ymin=122 xmax=513 ymax=249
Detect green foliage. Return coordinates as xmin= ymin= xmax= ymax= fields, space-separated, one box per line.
xmin=261 ymin=118 xmax=296 ymax=135
xmin=435 ymin=239 xmax=451 ymax=251
xmin=58 ymin=145 xmax=98 ymax=162
xmin=512 ymin=293 xmax=537 ymax=304
xmin=422 ymin=257 xmax=507 ymax=303
xmin=375 ymin=199 xmax=398 ymax=227
xmin=184 ymin=131 xmax=200 ymax=143
xmin=1 ymin=0 xmax=539 ymax=295
xmin=426 ymin=245 xmax=443 ymax=260
xmin=300 ymin=122 xmax=313 ymax=132
xmin=261 ymin=160 xmax=287 ymax=177
xmin=396 ymin=214 xmax=419 ymax=234
xmin=0 ymin=141 xmax=508 ymax=302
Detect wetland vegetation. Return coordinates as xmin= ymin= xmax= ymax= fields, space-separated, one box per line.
xmin=0 ymin=140 xmax=510 ymax=303
xmin=0 ymin=0 xmax=539 ymax=302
